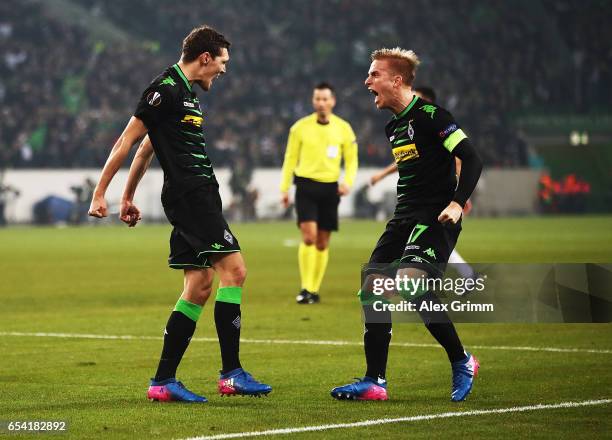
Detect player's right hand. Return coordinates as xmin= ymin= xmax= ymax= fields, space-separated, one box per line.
xmin=463 ymin=199 xmax=473 ymax=216
xmin=88 ymin=195 xmax=108 ymax=218
xmin=370 ymin=174 xmax=381 ymax=186
xmin=281 ymin=192 xmax=290 ymax=209
xmin=120 ymin=200 xmax=142 ymax=227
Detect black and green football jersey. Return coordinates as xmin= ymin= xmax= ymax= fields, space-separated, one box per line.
xmin=134 ymin=64 xmax=217 ymax=205
xmin=384 ymin=95 xmax=468 ymax=218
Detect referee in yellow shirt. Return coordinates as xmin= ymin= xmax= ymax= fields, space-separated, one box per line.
xmin=280 ymin=82 xmax=358 ymax=304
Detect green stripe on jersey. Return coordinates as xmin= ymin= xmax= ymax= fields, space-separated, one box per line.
xmin=172 ymin=64 xmax=192 ymax=92
xmin=393 ymin=95 xmax=419 ymax=120
xmin=188 ymin=163 xmax=212 ymax=168
xmin=443 ymin=129 xmax=467 ymax=152
xmin=181 ymin=130 xmax=203 ymax=138
xmin=393 ymin=138 xmax=411 ymax=145
xmin=184 ymin=140 xmax=206 ymax=146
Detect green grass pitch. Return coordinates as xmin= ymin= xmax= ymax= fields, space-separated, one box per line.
xmin=1 ymin=216 xmax=611 ymax=439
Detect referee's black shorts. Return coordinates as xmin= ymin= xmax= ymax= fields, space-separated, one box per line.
xmin=294 ymin=176 xmax=340 ymax=231
xmin=163 ymin=186 xmax=240 ymax=270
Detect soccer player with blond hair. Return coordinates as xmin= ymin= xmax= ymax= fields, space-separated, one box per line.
xmin=332 ymin=48 xmax=482 ymax=402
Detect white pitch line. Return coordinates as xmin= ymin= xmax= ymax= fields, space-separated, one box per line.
xmin=180 ymin=399 xmax=612 ymax=440
xmin=1 ymin=331 xmax=611 ymax=355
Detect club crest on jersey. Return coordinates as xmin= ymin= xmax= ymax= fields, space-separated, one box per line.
xmin=147 ymin=91 xmax=162 ymax=106
xmin=392 ymin=143 xmax=419 ymax=163
xmin=181 ymin=114 xmax=203 ymax=128
xmin=407 ymin=119 xmax=415 ymax=140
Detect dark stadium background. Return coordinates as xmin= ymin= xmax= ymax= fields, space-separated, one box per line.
xmin=2 ymin=0 xmax=611 ymax=223
xmin=1 ymin=0 xmax=610 ymax=164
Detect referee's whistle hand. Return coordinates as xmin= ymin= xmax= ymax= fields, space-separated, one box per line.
xmin=88 ymin=196 xmax=108 ymax=218
xmin=281 ymin=192 xmax=290 ymax=209
xmin=338 ymin=183 xmax=350 ymax=196
xmin=438 ymin=201 xmax=462 ymax=224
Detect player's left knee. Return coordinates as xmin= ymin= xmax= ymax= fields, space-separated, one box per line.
xmin=184 ymin=284 xmax=212 ymax=306
xmin=222 ymin=264 xmax=247 ymax=286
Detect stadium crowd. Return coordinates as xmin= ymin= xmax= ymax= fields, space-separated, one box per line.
xmin=1 ymin=0 xmax=609 ymax=169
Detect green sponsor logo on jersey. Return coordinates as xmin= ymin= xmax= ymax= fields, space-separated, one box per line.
xmin=420 ymin=105 xmax=436 ymax=119
xmin=211 ymin=243 xmax=224 ymax=250
xmin=424 ymin=247 xmax=436 ymax=258
xmin=161 ymin=77 xmax=176 ymax=86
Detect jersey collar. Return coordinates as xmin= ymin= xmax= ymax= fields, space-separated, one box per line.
xmin=393 ymin=95 xmax=419 ymax=120
xmin=172 ymin=63 xmax=192 ymax=93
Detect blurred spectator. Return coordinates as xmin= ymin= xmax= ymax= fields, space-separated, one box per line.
xmin=1 ymin=0 xmax=610 ymax=169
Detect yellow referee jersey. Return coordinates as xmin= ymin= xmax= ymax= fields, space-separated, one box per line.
xmin=280 ymin=113 xmax=358 ymax=192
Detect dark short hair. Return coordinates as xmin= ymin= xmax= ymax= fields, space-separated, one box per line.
xmin=182 ymin=25 xmax=231 ymax=62
xmin=413 ymin=86 xmax=436 ymax=103
xmin=314 ymin=82 xmax=335 ymax=96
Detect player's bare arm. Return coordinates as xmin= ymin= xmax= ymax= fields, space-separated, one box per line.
xmin=88 ymin=116 xmax=148 ymax=218
xmin=370 ymin=162 xmax=398 ymax=185
xmin=120 ymin=135 xmax=155 ymax=227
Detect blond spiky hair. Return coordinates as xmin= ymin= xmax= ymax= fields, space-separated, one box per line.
xmin=370 ymin=47 xmax=420 ymax=85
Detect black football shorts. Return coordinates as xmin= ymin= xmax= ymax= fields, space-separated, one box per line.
xmin=368 ymin=206 xmax=461 ymax=276
xmin=294 ymin=176 xmax=340 ymax=231
xmin=163 ymin=186 xmax=240 ymax=269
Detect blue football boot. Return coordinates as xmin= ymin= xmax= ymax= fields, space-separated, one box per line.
xmin=451 ymin=352 xmax=480 ymax=402
xmin=147 ymin=378 xmax=207 ymax=403
xmin=218 ymin=368 xmax=272 ymax=396
xmin=331 ymin=376 xmax=388 ymax=400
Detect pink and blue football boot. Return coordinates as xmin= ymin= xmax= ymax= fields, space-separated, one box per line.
xmin=331 ymin=376 xmax=388 ymax=400
xmin=451 ymin=352 xmax=479 ymax=402
xmin=218 ymin=368 xmax=272 ymax=397
xmin=147 ymin=378 xmax=207 ymax=403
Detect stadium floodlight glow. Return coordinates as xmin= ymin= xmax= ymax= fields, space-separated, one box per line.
xmin=570 ymin=130 xmax=581 ymax=146
xmin=570 ymin=130 xmax=590 ymax=146
xmin=580 ymin=131 xmax=589 ymax=145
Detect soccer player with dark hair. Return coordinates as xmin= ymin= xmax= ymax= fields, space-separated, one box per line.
xmin=280 ymin=82 xmax=358 ymax=304
xmin=332 ymin=48 xmax=482 ymax=402
xmin=88 ymin=25 xmax=271 ymax=403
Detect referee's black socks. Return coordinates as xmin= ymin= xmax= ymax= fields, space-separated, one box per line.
xmin=154 ymin=298 xmax=202 ymax=382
